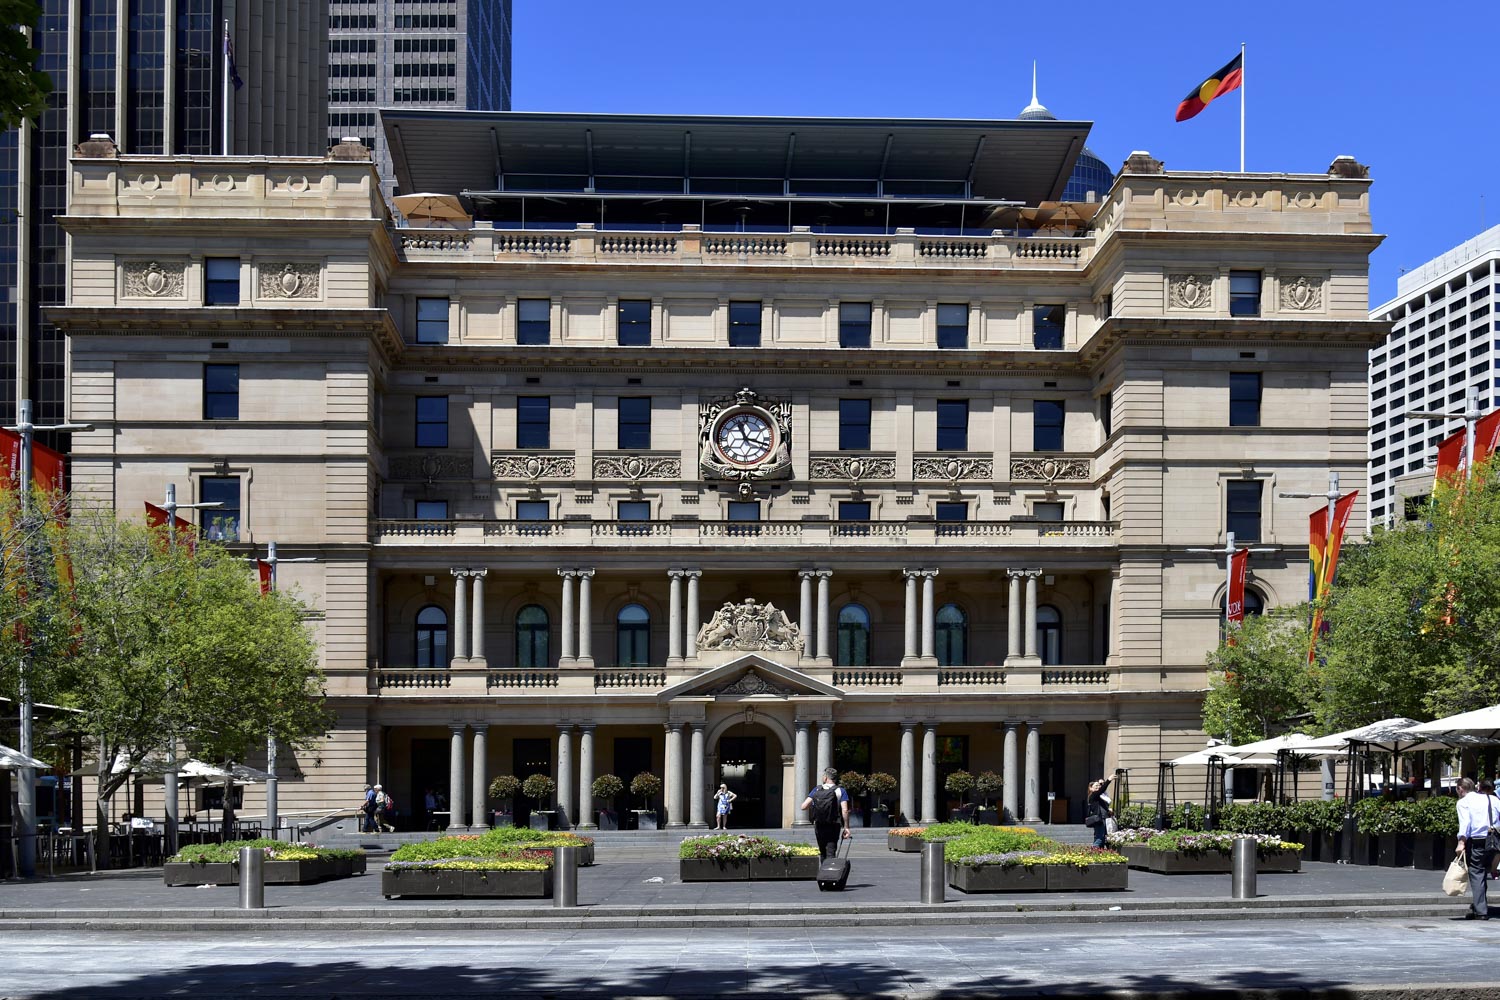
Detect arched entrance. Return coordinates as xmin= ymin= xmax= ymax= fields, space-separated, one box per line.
xmin=715 ymin=722 xmax=785 ymax=828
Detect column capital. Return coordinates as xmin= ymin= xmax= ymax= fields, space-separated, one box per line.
xmin=793 ymin=718 xmax=811 ymax=733
xmin=903 ymin=567 xmax=922 ymax=580
xmin=470 ymin=567 xmax=488 ymax=578
xmin=816 ymin=719 xmax=834 ymax=733
xmin=577 ymin=722 xmax=597 ymax=733
xmin=798 ymin=569 xmax=818 ymax=580
xmin=1007 ymin=567 xmax=1027 ymax=579
xmin=815 ymin=568 xmax=833 ymax=579
xmin=1026 ymin=719 xmax=1045 ymax=728
xmin=556 ymin=722 xmax=575 ymax=734
xmin=575 ymin=568 xmax=594 ymax=579
xmin=449 ymin=722 xmax=468 ymax=735
xmin=452 ymin=567 xmax=471 ymax=578
xmin=663 ymin=721 xmax=684 ymax=733
xmin=688 ymin=720 xmax=705 ymax=733
xmin=681 ymin=569 xmax=702 ymax=580
xmin=923 ymin=720 xmax=941 ymax=734
xmin=923 ymin=568 xmax=940 ymax=578
xmin=900 ymin=720 xmax=918 ymax=733
xmin=1003 ymin=720 xmax=1021 ymax=732
xmin=1025 ymin=568 xmax=1043 ymax=579
xmin=558 ymin=568 xmax=577 ymax=579
xmin=667 ymin=568 xmax=685 ymax=579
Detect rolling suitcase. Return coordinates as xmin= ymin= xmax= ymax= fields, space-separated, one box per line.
xmin=817 ymin=835 xmax=851 ymax=891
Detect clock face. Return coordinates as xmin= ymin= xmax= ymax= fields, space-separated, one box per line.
xmin=716 ymin=411 xmax=774 ymax=466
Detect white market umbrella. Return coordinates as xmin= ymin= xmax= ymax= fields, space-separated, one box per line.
xmin=1408 ymin=705 xmax=1500 ymax=742
xmin=1170 ymin=746 xmax=1279 ymax=767
xmin=1225 ymin=733 xmax=1340 ymax=759
xmin=1304 ymin=718 xmax=1453 ymax=755
xmin=0 ymin=743 xmax=49 ymax=770
xmin=392 ymin=192 xmax=469 ymax=223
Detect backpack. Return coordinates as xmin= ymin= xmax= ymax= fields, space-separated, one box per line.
xmin=810 ymin=785 xmax=841 ymax=824
xmin=381 ymin=792 xmax=395 ymax=813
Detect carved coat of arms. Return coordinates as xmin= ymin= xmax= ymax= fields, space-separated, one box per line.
xmin=696 ymin=598 xmax=804 ymax=652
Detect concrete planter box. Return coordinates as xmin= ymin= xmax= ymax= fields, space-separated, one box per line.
xmin=164 ymin=861 xmax=235 ymax=886
xmin=1377 ymin=832 xmax=1415 ymax=868
xmin=1413 ymin=835 xmax=1459 ymax=871
xmin=633 ymin=810 xmax=659 ymax=831
xmin=867 ymin=809 xmax=891 ymax=828
xmin=680 ymin=858 xmax=751 ymax=881
xmin=529 ymin=811 xmax=557 ymax=831
xmin=596 ymin=811 xmax=619 ymax=831
xmin=949 ymin=863 xmax=1046 ymax=893
xmin=887 ymin=834 xmax=924 ymax=853
xmin=164 ymin=856 xmax=362 ymax=886
xmin=747 ymin=856 xmax=819 ymax=880
xmin=973 ymin=807 xmax=1001 ymax=826
xmin=1121 ymin=844 xmax=1300 ymax=874
xmin=381 ymin=867 xmax=552 ymax=899
xmin=1045 ymin=863 xmax=1128 ymax=891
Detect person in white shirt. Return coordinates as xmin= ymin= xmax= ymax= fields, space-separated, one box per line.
xmin=1456 ymin=777 xmax=1500 ymax=919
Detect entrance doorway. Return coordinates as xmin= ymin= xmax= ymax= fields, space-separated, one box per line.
xmin=513 ymin=738 xmax=552 ymax=828
xmin=410 ymin=739 xmax=449 ymax=832
xmin=717 ymin=728 xmax=769 ymax=828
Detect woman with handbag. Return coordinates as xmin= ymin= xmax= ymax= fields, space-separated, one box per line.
xmin=1084 ymin=778 xmax=1113 ymax=849
xmin=1455 ymin=777 xmax=1500 ymax=919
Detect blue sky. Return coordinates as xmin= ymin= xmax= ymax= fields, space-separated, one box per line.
xmin=513 ymin=0 xmax=1493 ymax=308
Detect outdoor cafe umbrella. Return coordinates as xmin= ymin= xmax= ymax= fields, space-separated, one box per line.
xmin=1166 ymin=745 xmax=1278 ymax=826
xmin=0 ymin=743 xmax=49 ymax=770
xmin=1407 ymin=705 xmax=1500 ymax=742
xmin=1225 ymin=733 xmax=1340 ymax=803
xmin=392 ymin=192 xmax=470 ymax=224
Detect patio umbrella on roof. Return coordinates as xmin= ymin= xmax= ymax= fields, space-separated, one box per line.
xmin=1407 ymin=705 xmax=1500 ymax=742
xmin=392 ymin=192 xmax=470 ymax=223
xmin=0 ymin=743 xmax=49 ymax=770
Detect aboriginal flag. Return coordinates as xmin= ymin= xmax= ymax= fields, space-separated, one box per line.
xmin=1176 ymin=53 xmax=1243 ymax=122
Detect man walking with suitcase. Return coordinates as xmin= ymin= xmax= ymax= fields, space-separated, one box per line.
xmin=802 ymin=767 xmax=851 ymax=859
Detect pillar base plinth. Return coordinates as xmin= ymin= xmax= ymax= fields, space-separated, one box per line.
xmin=575 ymin=656 xmax=594 ymax=668
xmin=466 ymin=656 xmax=488 ymax=669
xmin=1023 ymin=815 xmax=1043 ymax=825
xmin=577 ymin=822 xmax=597 ymax=831
xmin=1006 ymin=655 xmax=1043 ymax=667
xmin=666 ymin=656 xmax=684 ymax=667
xmin=470 ymin=823 xmax=490 ymax=832
xmin=793 ymin=819 xmax=811 ymax=827
xmin=919 ymin=817 xmax=939 ymax=826
xmin=687 ymin=822 xmax=709 ymax=829
xmin=666 ymin=821 xmax=687 ymax=829
xmin=815 ymin=656 xmax=833 ymax=666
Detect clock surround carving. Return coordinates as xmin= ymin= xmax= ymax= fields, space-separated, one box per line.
xmin=700 ymin=387 xmax=792 ymax=495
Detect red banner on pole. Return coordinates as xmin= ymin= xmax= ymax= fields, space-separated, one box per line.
xmin=1436 ymin=431 xmax=1464 ymax=485
xmin=145 ymin=502 xmax=197 ymax=555
xmin=1308 ymin=490 xmax=1359 ymax=663
xmin=1475 ymin=410 xmax=1500 ymax=467
xmin=1227 ymin=548 xmax=1249 ymax=625
xmin=257 ymin=560 xmax=273 ymax=595
xmin=0 ymin=427 xmax=67 ymax=495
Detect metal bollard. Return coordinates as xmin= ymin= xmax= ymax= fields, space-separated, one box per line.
xmin=920 ymin=841 xmax=946 ymax=904
xmin=1231 ymin=836 xmax=1257 ymax=900
xmin=554 ymin=844 xmax=579 ymax=908
xmin=238 ymin=847 xmax=265 ymax=909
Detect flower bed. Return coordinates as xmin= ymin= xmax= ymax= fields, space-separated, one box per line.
xmin=678 ymin=835 xmax=820 ymax=882
xmin=887 ymin=827 xmax=926 ymax=853
xmin=1107 ymin=829 xmax=1302 ymax=874
xmin=382 ymin=849 xmax=554 ymax=898
xmin=389 ymin=828 xmax=595 ymax=868
xmin=942 ymin=827 xmax=1128 ymax=894
xmin=164 ymin=840 xmax=366 ymax=887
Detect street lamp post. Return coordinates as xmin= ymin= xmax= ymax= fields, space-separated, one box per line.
xmin=251 ymin=541 xmax=315 ymax=840
xmin=3 ymin=400 xmax=92 ymax=877
xmin=1406 ymin=384 xmax=1482 ymax=479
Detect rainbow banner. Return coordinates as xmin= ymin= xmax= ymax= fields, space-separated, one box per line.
xmin=1308 ymin=490 xmax=1359 ymax=663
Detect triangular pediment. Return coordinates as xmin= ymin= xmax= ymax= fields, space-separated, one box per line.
xmin=658 ymin=654 xmax=842 ymax=702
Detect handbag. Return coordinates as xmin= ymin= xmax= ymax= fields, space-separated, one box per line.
xmin=1487 ymin=797 xmax=1500 ymax=853
xmin=1443 ymin=855 xmax=1470 ymax=896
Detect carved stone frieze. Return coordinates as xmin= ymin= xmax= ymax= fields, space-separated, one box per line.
xmin=808 ymin=455 xmax=896 ymax=482
xmin=258 ymin=262 xmax=321 ymax=299
xmin=913 ymin=457 xmax=992 ymax=482
xmin=707 ymin=669 xmax=794 ymax=698
xmin=1278 ymin=275 xmax=1324 ymax=312
xmin=1010 ymin=457 xmax=1091 ymax=483
xmin=1167 ymin=273 xmax=1213 ymax=310
xmin=593 ymin=454 xmax=682 ymax=481
xmin=491 ymin=453 xmax=576 ymax=481
xmin=696 ymin=598 xmax=804 ymax=653
xmin=123 ymin=260 xmax=185 ymax=298
xmin=388 ymin=454 xmax=471 ymax=481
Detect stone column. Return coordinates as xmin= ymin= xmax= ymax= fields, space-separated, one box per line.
xmin=558 ymin=569 xmax=577 ymax=662
xmin=920 ymin=570 xmax=937 ymax=660
xmin=902 ymin=570 xmax=919 ymax=661
xmin=470 ymin=570 xmax=488 ymax=664
xmin=452 ymin=570 xmax=470 ymax=661
xmin=899 ymin=722 xmax=917 ymax=825
xmin=1002 ymin=722 xmax=1020 ymax=824
xmin=667 ymin=570 xmax=684 ymax=662
xmin=793 ymin=721 xmax=811 ymax=826
xmin=576 ymin=570 xmax=594 ymax=664
xmin=665 ymin=723 xmax=685 ymax=827
xmin=920 ymin=723 xmax=939 ymax=824
xmin=448 ymin=723 xmax=467 ymax=832
xmin=688 ymin=724 xmax=707 ymax=828
xmin=798 ymin=571 xmax=815 ymax=659
xmin=684 ymin=571 xmax=701 ymax=658
xmin=815 ymin=569 xmax=832 ymax=661
xmin=556 ymin=725 xmax=574 ymax=829
xmin=1024 ymin=570 xmax=1040 ymax=660
xmin=816 ymin=720 xmax=833 ymax=779
xmin=470 ymin=724 xmax=489 ymax=829
xmin=577 ymin=725 xmax=597 ymax=829
xmin=1006 ymin=570 xmax=1023 ymax=662
xmin=1024 ymin=721 xmax=1042 ymax=824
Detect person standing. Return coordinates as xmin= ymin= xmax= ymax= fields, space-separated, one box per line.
xmin=800 ymin=767 xmax=850 ymax=860
xmin=713 ymin=784 xmax=737 ymax=830
xmin=1084 ymin=778 xmax=1113 ymax=849
xmin=1456 ymin=776 xmax=1498 ymax=919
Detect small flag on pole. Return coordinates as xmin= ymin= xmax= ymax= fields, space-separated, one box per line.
xmin=257 ymin=560 xmax=273 ymax=596
xmin=1175 ymin=52 xmax=1243 ymax=122
xmin=224 ymin=26 xmax=244 ymax=90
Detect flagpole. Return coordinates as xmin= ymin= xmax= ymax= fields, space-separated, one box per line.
xmin=221 ymin=19 xmax=230 ymax=155
xmin=1239 ymin=42 xmax=1246 ymax=173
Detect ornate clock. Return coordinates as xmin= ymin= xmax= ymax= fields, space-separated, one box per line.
xmin=700 ymin=387 xmax=793 ymax=493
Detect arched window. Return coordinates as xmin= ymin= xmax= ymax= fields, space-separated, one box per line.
xmin=836 ymin=603 xmax=871 ymax=666
xmin=516 ymin=604 xmax=550 ymax=669
xmin=616 ymin=603 xmax=650 ymax=667
xmin=1036 ymin=605 xmax=1062 ymax=665
xmin=935 ymin=603 xmax=967 ymax=666
xmin=1219 ymin=588 xmax=1266 ymax=641
xmin=415 ymin=605 xmax=449 ymax=668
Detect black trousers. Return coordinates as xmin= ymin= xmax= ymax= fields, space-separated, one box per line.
xmin=814 ymin=821 xmax=843 ymax=859
xmin=1468 ymin=841 xmax=1495 ymax=916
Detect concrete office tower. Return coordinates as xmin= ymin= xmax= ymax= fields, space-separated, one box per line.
xmin=0 ymin=0 xmax=329 ymax=427
xmin=1368 ymin=224 xmax=1500 ymax=525
xmin=327 ymin=0 xmax=513 ymax=202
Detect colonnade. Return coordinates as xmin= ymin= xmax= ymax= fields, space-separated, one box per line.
xmin=449 ymin=568 xmax=488 ymax=663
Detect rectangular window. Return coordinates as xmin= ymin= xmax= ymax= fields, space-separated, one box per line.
xmin=935 ymin=501 xmax=967 ymax=535
xmin=837 ymin=500 xmax=871 ymax=535
xmin=1033 ymin=399 xmax=1065 ymax=451
xmin=516 ymin=499 xmax=550 ymax=535
xmin=838 ymin=399 xmax=872 ymax=451
xmin=617 ymin=397 xmax=651 ymax=450
xmin=416 ymin=297 xmax=450 ymax=344
xmin=517 ymin=396 xmax=550 ymax=448
xmin=415 ymin=396 xmax=448 ymax=448
xmin=1226 ymin=480 xmax=1263 ymax=542
xmin=517 ymin=298 xmax=551 ymax=345
xmin=203 ymin=258 xmax=240 ymax=306
xmin=1229 ymin=271 xmax=1262 ymax=317
xmin=1229 ymin=372 xmax=1262 ymax=427
xmin=936 ymin=400 xmax=968 ymax=451
xmin=936 ymin=303 xmax=968 ymax=349
xmin=839 ymin=302 xmax=872 ymax=348
xmin=1034 ymin=502 xmax=1065 ymax=522
xmin=199 ymin=476 xmax=240 ymax=542
xmin=727 ymin=500 xmax=760 ymax=536
xmin=1100 ymin=391 xmax=1113 ymax=439
xmin=414 ymin=500 xmax=448 ymax=520
xmin=617 ymin=500 xmax=651 ymax=536
xmin=728 ymin=301 xmax=762 ymax=347
xmin=203 ymin=363 xmax=239 ymax=420
xmin=617 ymin=299 xmax=651 ymax=346
xmin=1033 ymin=304 xmax=1064 ymax=350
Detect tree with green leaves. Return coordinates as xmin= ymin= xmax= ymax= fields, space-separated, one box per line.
xmin=0 ymin=5 xmax=52 ymax=132
xmin=1202 ymin=606 xmax=1313 ymax=744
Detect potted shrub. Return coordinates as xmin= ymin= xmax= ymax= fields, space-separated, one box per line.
xmin=488 ymin=775 xmax=521 ymax=829
xmin=522 ymin=773 xmax=557 ymax=831
xmin=1411 ymin=795 xmax=1458 ymax=870
xmin=972 ymin=771 xmax=1003 ymax=825
xmin=630 ymin=771 xmax=662 ymax=830
xmin=592 ymin=774 xmax=624 ymax=831
xmin=839 ymin=771 xmax=868 ymax=827
xmin=945 ymin=769 xmax=975 ymax=821
xmin=865 ymin=772 xmax=897 ymax=827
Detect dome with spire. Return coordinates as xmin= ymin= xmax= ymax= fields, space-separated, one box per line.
xmin=1018 ymin=62 xmax=1115 ymax=201
xmin=1018 ymin=62 xmax=1056 ymax=121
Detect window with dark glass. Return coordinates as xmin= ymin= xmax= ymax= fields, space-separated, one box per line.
xmin=935 ymin=604 xmax=967 ymax=666
xmin=728 ymin=301 xmax=762 ymax=347
xmin=1100 ymin=391 xmax=1113 ymax=438
xmin=1226 ymin=480 xmax=1264 ymax=542
xmin=203 ymin=364 xmax=239 ymax=420
xmin=416 ymin=297 xmax=450 ymax=344
xmin=1036 ymin=606 xmax=1061 ymax=665
xmin=617 ymin=300 xmax=651 ymax=346
xmin=617 ymin=500 xmax=651 ymax=536
xmin=1230 ymin=271 xmax=1262 ymax=316
xmin=935 ymin=501 xmax=967 ymax=535
xmin=727 ymin=500 xmax=760 ymax=535
xmin=516 ymin=605 xmax=549 ymax=669
xmin=1033 ymin=400 xmax=1065 ymax=451
xmin=199 ymin=476 xmax=240 ymax=542
xmin=617 ymin=397 xmax=651 ymax=450
xmin=204 ymin=258 xmax=240 ymax=306
xmin=517 ymin=500 xmax=549 ymax=521
xmin=415 ymin=606 xmax=449 ymax=668
xmin=839 ymin=302 xmax=872 ymax=348
xmin=616 ymin=604 xmax=650 ymax=667
xmin=1034 ymin=502 xmax=1064 ymax=522
xmin=1033 ymin=304 xmax=1064 ymax=349
xmin=936 ymin=303 xmax=968 ymax=349
xmin=836 ymin=604 xmax=871 ymax=667
xmin=838 ymin=501 xmax=871 ymax=535
xmin=936 ymin=400 xmax=968 ymax=451
xmin=1230 ymin=372 xmax=1262 ymax=427
xmin=415 ymin=396 xmax=448 ymax=448
xmin=518 ymin=298 xmax=551 ymax=345
xmin=839 ymin=399 xmax=872 ymax=451
xmin=517 ymin=396 xmax=550 ymax=449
